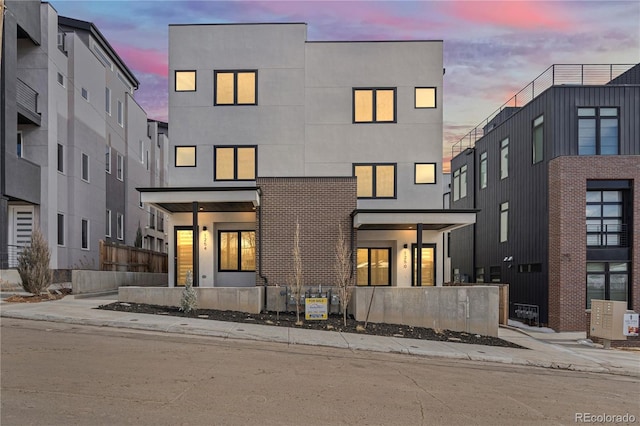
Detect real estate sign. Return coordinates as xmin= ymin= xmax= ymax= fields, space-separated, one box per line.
xmin=305 ymin=298 xmax=328 ymax=320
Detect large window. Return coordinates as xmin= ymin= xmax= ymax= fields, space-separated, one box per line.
xmin=500 ymin=201 xmax=509 ymax=243
xmin=215 ymin=70 xmax=257 ymax=105
xmin=175 ymin=146 xmax=196 ymax=167
xmin=353 ymin=164 xmax=396 ymax=198
xmin=357 ymin=248 xmax=391 ymax=286
xmin=578 ymin=107 xmax=618 ymax=155
xmin=81 ymin=219 xmax=89 ymax=250
xmin=586 ymin=189 xmax=625 ymax=247
xmin=479 ymin=152 xmax=487 ymax=189
xmin=532 ymin=115 xmax=544 ymax=164
xmin=175 ymin=70 xmax=196 ymax=92
xmin=500 ymin=138 xmax=509 ymax=179
xmin=218 ymin=231 xmax=255 ymax=272
xmin=415 ymin=87 xmax=436 ymax=109
xmin=586 ymin=262 xmax=628 ymax=309
xmin=414 ymin=163 xmax=436 ymax=184
xmin=353 ymin=88 xmax=396 ymax=123
xmin=453 ymin=165 xmax=467 ymax=201
xmin=215 ymin=146 xmax=256 ymax=181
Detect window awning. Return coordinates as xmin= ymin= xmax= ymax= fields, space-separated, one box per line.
xmin=352 ymin=209 xmax=477 ymax=232
xmin=137 ymin=187 xmax=260 ymax=213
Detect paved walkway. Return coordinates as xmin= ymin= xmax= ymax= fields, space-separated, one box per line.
xmin=1 ymin=294 xmax=638 ymax=377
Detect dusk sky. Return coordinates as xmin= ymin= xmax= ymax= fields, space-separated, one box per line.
xmin=49 ymin=0 xmax=640 ymax=170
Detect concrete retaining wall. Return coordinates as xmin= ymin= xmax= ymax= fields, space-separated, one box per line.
xmin=72 ymin=271 xmax=167 ymax=295
xmin=351 ymin=286 xmax=499 ymax=337
xmin=119 ymin=286 xmax=265 ymax=314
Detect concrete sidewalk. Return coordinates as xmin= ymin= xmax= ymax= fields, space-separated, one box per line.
xmin=1 ymin=295 xmax=638 ymax=377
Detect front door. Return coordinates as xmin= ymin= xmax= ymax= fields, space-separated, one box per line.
xmin=8 ymin=205 xmax=34 ymax=267
xmin=411 ymin=244 xmax=436 ymax=286
xmin=174 ymin=227 xmax=193 ymax=286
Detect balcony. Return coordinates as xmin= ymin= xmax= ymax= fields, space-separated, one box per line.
xmin=17 ymin=78 xmax=41 ymax=126
xmin=587 ymin=224 xmax=629 ymax=248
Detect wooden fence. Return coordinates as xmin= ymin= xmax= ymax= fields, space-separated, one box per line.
xmin=99 ymin=240 xmax=168 ymax=273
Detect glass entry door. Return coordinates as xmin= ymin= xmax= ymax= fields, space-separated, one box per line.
xmin=412 ymin=244 xmax=435 ymax=286
xmin=175 ymin=227 xmax=193 ymax=286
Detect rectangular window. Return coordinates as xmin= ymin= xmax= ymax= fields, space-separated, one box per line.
xmin=500 ymin=201 xmax=509 ymax=243
xmin=214 ymin=70 xmax=257 ymax=105
xmin=57 ymin=72 xmax=64 ymax=87
xmin=353 ymin=164 xmax=396 ymax=198
xmin=106 ymin=209 xmax=111 ymax=237
xmin=479 ymin=152 xmax=487 ymax=189
xmin=414 ymin=163 xmax=436 ymax=184
xmin=105 ymin=87 xmax=111 ymax=115
xmin=415 ymin=87 xmax=436 ymax=108
xmin=81 ymin=153 xmax=90 ymax=182
xmin=353 ymin=88 xmax=396 ymax=123
xmin=357 ymin=248 xmax=391 ymax=286
xmin=175 ymin=146 xmax=196 ymax=167
xmin=139 ymin=140 xmax=144 ymax=163
xmin=453 ymin=165 xmax=467 ymax=201
xmin=81 ymin=87 xmax=89 ymax=101
xmin=586 ymin=262 xmax=628 ymax=309
xmin=214 ymin=146 xmax=256 ymax=181
xmin=116 ymin=213 xmax=124 ymax=240
xmin=500 ymin=138 xmax=509 ymax=179
xmin=532 ymin=115 xmax=544 ymax=164
xmin=175 ymin=70 xmax=196 ymax=92
xmin=117 ymin=100 xmax=123 ymax=126
xmin=105 ymin=145 xmax=111 ymax=173
xmin=57 ymin=213 xmax=64 ymax=246
xmin=475 ymin=267 xmax=485 ymax=283
xmin=57 ymin=144 xmax=64 ymax=173
xmin=518 ymin=263 xmax=542 ymax=273
xmin=17 ymin=132 xmax=23 ymax=158
xmin=586 ymin=189 xmax=625 ymax=247
xmin=146 ymin=150 xmax=149 ymax=171
xmin=578 ymin=107 xmax=619 ymax=155
xmin=139 ymin=192 xmax=143 ymax=209
xmin=81 ymin=219 xmax=89 ymax=250
xmin=489 ymin=266 xmax=501 ymax=283
xmin=117 ymin=153 xmax=124 ymax=181
xmin=218 ymin=231 xmax=256 ymax=271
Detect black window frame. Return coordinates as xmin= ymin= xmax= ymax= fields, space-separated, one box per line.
xmin=586 ymin=262 xmax=629 ymax=309
xmin=352 ymin=87 xmax=397 ymax=124
xmin=532 ymin=115 xmax=544 ymax=164
xmin=81 ymin=152 xmax=90 ymax=182
xmin=414 ymin=163 xmax=437 ymax=185
xmin=174 ymin=70 xmax=197 ymax=92
xmin=414 ymin=87 xmax=437 ymax=109
xmin=217 ymin=230 xmax=256 ymax=272
xmin=214 ymin=146 xmax=257 ymax=181
xmin=81 ymin=218 xmax=89 ymax=250
xmin=578 ymin=107 xmax=619 ymax=155
xmin=500 ymin=137 xmax=509 ymax=180
xmin=353 ymin=163 xmax=397 ymax=199
xmin=57 ymin=213 xmax=65 ymax=246
xmin=356 ymin=247 xmax=392 ymax=286
xmin=57 ymin=143 xmax=64 ymax=173
xmin=214 ymin=70 xmax=258 ymax=106
xmin=175 ymin=146 xmax=197 ymax=168
xmin=479 ymin=152 xmax=487 ymax=189
xmin=453 ymin=164 xmax=467 ymax=201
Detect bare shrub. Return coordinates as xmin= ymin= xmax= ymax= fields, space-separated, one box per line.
xmin=180 ymin=270 xmax=198 ymax=314
xmin=17 ymin=228 xmax=53 ymax=295
xmin=335 ymin=223 xmax=354 ymax=326
xmin=291 ymin=218 xmax=304 ymax=325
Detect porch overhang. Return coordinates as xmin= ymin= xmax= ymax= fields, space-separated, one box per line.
xmin=137 ymin=187 xmax=260 ymax=213
xmin=351 ymin=209 xmax=477 ymax=232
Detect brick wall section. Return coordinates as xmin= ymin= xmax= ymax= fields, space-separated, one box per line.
xmin=256 ymin=177 xmax=357 ymax=288
xmin=548 ymin=156 xmax=640 ymax=332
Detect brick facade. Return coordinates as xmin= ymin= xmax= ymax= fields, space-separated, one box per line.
xmin=548 ymin=156 xmax=639 ymax=331
xmin=256 ymin=177 xmax=357 ymax=287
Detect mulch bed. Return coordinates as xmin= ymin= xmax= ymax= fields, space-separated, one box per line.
xmin=4 ymin=288 xmax=72 ymax=303
xmin=98 ymin=302 xmax=524 ymax=349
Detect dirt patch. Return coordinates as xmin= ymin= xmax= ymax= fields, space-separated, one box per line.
xmin=98 ymin=302 xmax=524 ymax=349
xmin=4 ymin=288 xmax=72 ymax=303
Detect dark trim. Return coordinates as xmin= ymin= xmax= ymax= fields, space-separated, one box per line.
xmin=532 ymin=114 xmax=544 ymax=164
xmin=214 ymin=70 xmax=258 ymax=106
xmin=217 ymin=230 xmax=256 ymax=272
xmin=500 ymin=137 xmax=509 ymax=180
xmin=411 ymin=242 xmax=437 ymax=286
xmin=587 ymin=179 xmax=631 ymax=189
xmin=352 ymin=163 xmax=397 ymax=199
xmin=414 ymin=87 xmax=437 ymax=109
xmin=577 ymin=106 xmax=620 ymax=155
xmin=174 ymin=70 xmax=197 ymax=92
xmin=352 ymin=88 xmax=397 ymax=124
xmin=214 ymin=146 xmax=257 ymax=181
xmin=414 ymin=162 xmax=437 ymax=185
xmin=174 ymin=146 xmax=197 ymax=167
xmin=351 ymin=208 xmax=480 ymax=217
xmin=192 ymin=203 xmax=199 ymax=287
xmin=356 ymin=247 xmax=392 ymax=286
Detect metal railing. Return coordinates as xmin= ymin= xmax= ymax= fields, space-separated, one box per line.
xmin=16 ymin=78 xmax=39 ymax=116
xmin=514 ymin=303 xmax=540 ymax=327
xmin=0 ymin=245 xmax=28 ymax=269
xmin=451 ymin=64 xmax=636 ymax=157
xmin=586 ymin=224 xmax=628 ymax=247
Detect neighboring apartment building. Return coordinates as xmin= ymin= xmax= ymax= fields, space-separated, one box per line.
xmin=141 ymin=23 xmax=475 ymax=289
xmin=0 ymin=1 xmax=167 ymax=276
xmin=449 ymin=64 xmax=639 ymax=331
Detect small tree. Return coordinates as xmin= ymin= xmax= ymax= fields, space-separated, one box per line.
xmin=17 ymin=228 xmax=53 ymax=295
xmin=335 ymin=223 xmax=354 ymax=326
xmin=134 ymin=225 xmax=143 ymax=248
xmin=180 ymin=270 xmax=198 ymax=314
xmin=291 ymin=218 xmax=304 ymax=325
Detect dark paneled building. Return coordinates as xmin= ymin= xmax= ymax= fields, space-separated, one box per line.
xmin=449 ymin=64 xmax=639 ymax=331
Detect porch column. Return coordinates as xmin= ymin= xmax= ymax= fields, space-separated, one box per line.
xmin=416 ymin=223 xmax=423 ymax=286
xmin=192 ymin=201 xmax=199 ymax=287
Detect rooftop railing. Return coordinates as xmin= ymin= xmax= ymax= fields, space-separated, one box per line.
xmin=451 ymin=64 xmax=636 ymax=157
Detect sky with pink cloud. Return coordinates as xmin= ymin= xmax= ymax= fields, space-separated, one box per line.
xmin=49 ymin=0 xmax=639 ymax=171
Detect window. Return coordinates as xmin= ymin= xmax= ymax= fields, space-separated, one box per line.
xmin=17 ymin=132 xmax=23 ymax=158
xmin=81 ymin=219 xmax=89 ymax=250
xmin=479 ymin=152 xmax=487 ymax=189
xmin=518 ymin=263 xmax=542 ymax=273
xmin=453 ymin=165 xmax=467 ymax=201
xmin=117 ymin=153 xmax=123 ymax=181
xmin=105 ymin=87 xmax=111 ymax=115
xmin=81 ymin=153 xmax=90 ymax=182
xmin=117 ymin=100 xmax=123 ymax=126
xmin=586 ymin=189 xmax=625 ymax=247
xmin=489 ymin=266 xmax=501 ymax=283
xmin=175 ymin=146 xmax=196 ymax=167
xmin=146 ymin=150 xmax=149 ymax=171
xmin=105 ymin=145 xmax=111 ymax=173
xmin=218 ymin=231 xmax=255 ymax=271
xmin=357 ymin=248 xmax=391 ymax=286
xmin=139 ymin=140 xmax=144 ymax=163
xmin=500 ymin=202 xmax=509 ymax=242
xmin=532 ymin=115 xmax=544 ymax=164
xmin=57 ymin=144 xmax=64 ymax=173
xmin=214 ymin=146 xmax=256 ymax=180
xmin=353 ymin=88 xmax=396 ymax=123
xmin=139 ymin=192 xmax=143 ymax=209
xmin=214 ymin=70 xmax=257 ymax=105
xmin=106 ymin=209 xmax=111 ymax=237
xmin=578 ymin=107 xmax=618 ymax=155
xmin=415 ymin=87 xmax=436 ymax=108
xmin=57 ymin=213 xmax=65 ymax=246
xmin=175 ymin=70 xmax=196 ymax=92
xmin=57 ymin=72 xmax=64 ymax=87
xmin=414 ymin=163 xmax=436 ymax=184
xmin=475 ymin=267 xmax=485 ymax=283
xmin=500 ymin=138 xmax=509 ymax=179
xmin=149 ymin=208 xmax=156 ymax=229
xmin=116 ymin=213 xmax=124 ymax=240
xmin=353 ymin=164 xmax=396 ymax=198
xmin=81 ymin=87 xmax=89 ymax=101
xmin=586 ymin=262 xmax=628 ymax=309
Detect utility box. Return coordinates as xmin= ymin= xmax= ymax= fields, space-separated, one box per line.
xmin=590 ymin=300 xmax=627 ymax=341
